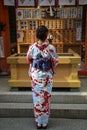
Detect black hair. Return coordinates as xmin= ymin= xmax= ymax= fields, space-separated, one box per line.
xmin=36 ymin=25 xmax=48 ymax=42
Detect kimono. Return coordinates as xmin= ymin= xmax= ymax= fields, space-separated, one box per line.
xmin=27 ymin=42 xmax=58 ymax=125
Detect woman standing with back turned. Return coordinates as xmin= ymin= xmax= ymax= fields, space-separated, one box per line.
xmin=27 ymin=25 xmax=58 ymax=129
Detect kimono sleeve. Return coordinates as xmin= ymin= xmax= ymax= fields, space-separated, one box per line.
xmin=50 ymin=45 xmax=58 ymax=66
xmin=49 ymin=45 xmax=58 ymax=75
xmin=26 ymin=45 xmax=33 ymax=63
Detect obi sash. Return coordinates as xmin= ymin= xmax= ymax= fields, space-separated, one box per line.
xmin=31 ymin=57 xmax=52 ymax=71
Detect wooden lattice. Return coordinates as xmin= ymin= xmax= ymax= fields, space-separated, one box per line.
xmin=16 ymin=7 xmax=83 ymax=54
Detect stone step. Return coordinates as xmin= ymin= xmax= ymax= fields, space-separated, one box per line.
xmin=0 ymin=103 xmax=87 ymax=119
xmin=0 ymin=92 xmax=87 ymax=104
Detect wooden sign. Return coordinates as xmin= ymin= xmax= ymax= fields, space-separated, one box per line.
xmin=18 ymin=0 xmax=35 ymax=6
xmin=16 ymin=9 xmax=23 ymax=19
xmin=17 ymin=31 xmax=24 ymax=42
xmin=76 ymin=21 xmax=82 ymax=41
xmin=38 ymin=0 xmax=55 ymax=6
xmin=4 ymin=0 xmax=15 ymax=6
xmin=24 ymin=9 xmax=32 ymax=18
xmin=59 ymin=0 xmax=75 ymax=5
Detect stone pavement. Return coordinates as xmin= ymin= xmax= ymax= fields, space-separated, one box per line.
xmin=0 ymin=118 xmax=87 ymax=130
xmin=0 ymin=76 xmax=87 ymax=130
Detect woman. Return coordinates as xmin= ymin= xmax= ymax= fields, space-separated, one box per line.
xmin=27 ymin=25 xmax=58 ymax=129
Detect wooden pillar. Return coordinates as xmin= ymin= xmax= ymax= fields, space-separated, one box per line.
xmin=0 ymin=0 xmax=10 ymax=74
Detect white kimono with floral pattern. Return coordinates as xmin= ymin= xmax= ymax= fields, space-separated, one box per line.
xmin=27 ymin=42 xmax=58 ymax=125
